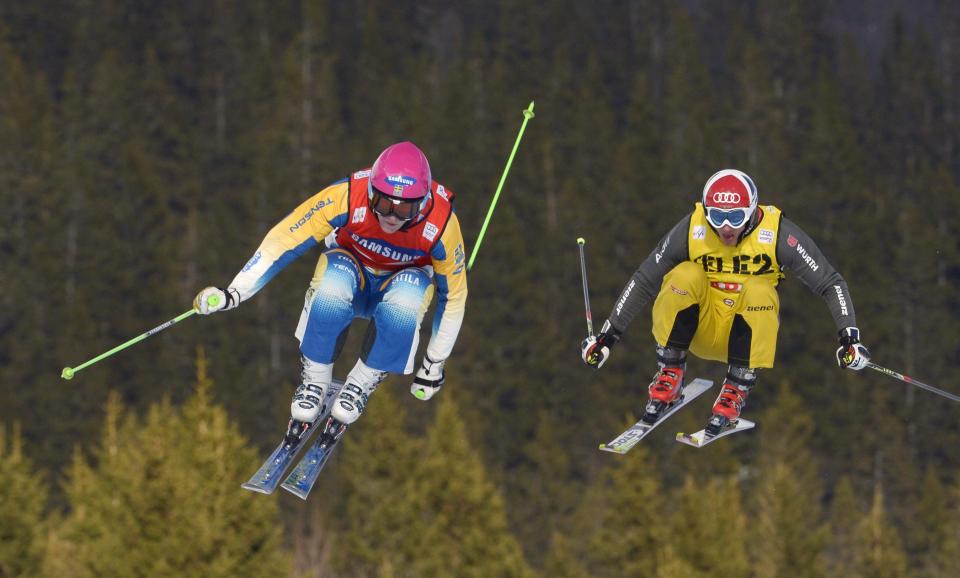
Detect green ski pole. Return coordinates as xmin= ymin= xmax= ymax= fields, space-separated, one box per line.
xmin=467 ymin=101 xmax=535 ymax=271
xmin=61 ymin=294 xmax=222 ymax=380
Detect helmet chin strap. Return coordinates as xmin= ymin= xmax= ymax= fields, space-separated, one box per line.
xmin=736 ymin=208 xmax=762 ymax=242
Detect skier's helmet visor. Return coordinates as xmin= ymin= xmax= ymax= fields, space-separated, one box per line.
xmin=706 ymin=207 xmax=749 ymax=228
xmin=370 ymin=187 xmax=422 ymax=221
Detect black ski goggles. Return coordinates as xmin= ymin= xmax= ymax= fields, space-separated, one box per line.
xmin=706 ymin=206 xmax=750 ymax=228
xmin=369 ymin=187 xmax=423 ymax=221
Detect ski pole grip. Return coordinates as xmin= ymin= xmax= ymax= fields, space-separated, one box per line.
xmin=207 ymin=294 xmax=221 ymax=308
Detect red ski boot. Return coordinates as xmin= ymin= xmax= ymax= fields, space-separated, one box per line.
xmin=642 ymin=365 xmax=686 ymax=424
xmin=705 ymin=367 xmax=757 ymax=436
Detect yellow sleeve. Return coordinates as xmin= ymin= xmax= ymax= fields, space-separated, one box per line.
xmin=228 ymin=180 xmax=350 ymax=300
xmin=426 ymin=212 xmax=468 ymax=361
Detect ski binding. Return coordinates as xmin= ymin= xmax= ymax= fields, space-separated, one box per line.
xmin=676 ymin=418 xmax=755 ymax=448
xmin=280 ymin=417 xmax=348 ymax=500
xmin=599 ymin=378 xmax=713 ymax=454
xmin=241 ymin=379 xmax=343 ymax=495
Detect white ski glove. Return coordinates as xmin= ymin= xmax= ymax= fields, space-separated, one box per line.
xmin=411 ymin=355 xmax=445 ymax=400
xmin=836 ymin=327 xmax=870 ymax=371
xmin=193 ymin=287 xmax=240 ymax=315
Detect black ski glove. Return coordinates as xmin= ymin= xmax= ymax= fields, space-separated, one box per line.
xmin=836 ymin=327 xmax=870 ymax=371
xmin=581 ymin=322 xmax=623 ymax=369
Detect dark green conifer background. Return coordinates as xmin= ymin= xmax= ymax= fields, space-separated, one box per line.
xmin=1 ymin=2 xmax=958 ymax=576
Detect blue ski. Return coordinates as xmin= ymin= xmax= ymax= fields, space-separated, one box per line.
xmin=280 ymin=418 xmax=348 ymax=500
xmin=241 ymin=380 xmax=343 ymax=495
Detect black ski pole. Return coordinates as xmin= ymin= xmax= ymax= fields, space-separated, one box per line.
xmin=865 ymin=362 xmax=960 ymax=403
xmin=577 ymin=237 xmax=594 ymax=338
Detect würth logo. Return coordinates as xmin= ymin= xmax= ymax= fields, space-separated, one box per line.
xmin=787 ymin=234 xmax=798 ymax=247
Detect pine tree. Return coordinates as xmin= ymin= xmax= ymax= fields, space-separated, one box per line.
xmin=865 ymin=21 xmax=958 ymax=515
xmin=753 ymin=462 xmax=827 ymax=577
xmin=396 ymin=388 xmax=534 ymax=578
xmin=54 ymin=350 xmax=290 ymax=578
xmin=0 ymin=423 xmax=48 ymax=578
xmin=669 ymin=476 xmax=749 ymax=576
xmin=850 ymin=486 xmax=908 ymax=578
xmin=661 ymin=5 xmax=724 ymax=190
xmin=724 ymin=14 xmax=775 ymax=169
xmin=0 ymin=31 xmax=62 ymax=475
xmin=752 ymin=382 xmax=827 ymax=577
xmin=826 ymin=476 xmax=862 ymax=575
xmin=909 ymin=467 xmax=951 ymax=577
xmin=794 ymin=60 xmax=881 ymax=484
xmin=332 ymin=384 xmax=421 ymax=578
xmin=512 ymin=408 xmax=577 ymax=565
xmin=542 ymin=531 xmax=588 ymax=578
xmin=931 ymin=475 xmax=960 ymax=577
xmin=654 ymin=545 xmax=698 ymax=578
xmin=585 ymin=444 xmax=664 ymax=578
xmin=905 ymin=467 xmax=960 ymax=578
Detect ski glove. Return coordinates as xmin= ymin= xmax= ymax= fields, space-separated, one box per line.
xmin=194 ymin=287 xmax=240 ymax=315
xmin=581 ymin=322 xmax=622 ymax=369
xmin=836 ymin=327 xmax=870 ymax=371
xmin=411 ymin=355 xmax=445 ymax=401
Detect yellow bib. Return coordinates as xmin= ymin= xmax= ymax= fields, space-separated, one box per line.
xmin=687 ymin=203 xmax=784 ymax=286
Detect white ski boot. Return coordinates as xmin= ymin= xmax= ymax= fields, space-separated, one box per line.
xmin=331 ymin=360 xmax=388 ymax=425
xmin=286 ymin=357 xmax=333 ymax=443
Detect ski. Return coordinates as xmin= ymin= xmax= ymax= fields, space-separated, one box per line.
xmin=280 ymin=417 xmax=348 ymax=500
xmin=675 ymin=418 xmax=755 ymax=448
xmin=241 ymin=379 xmax=343 ymax=495
xmin=599 ymin=378 xmax=714 ymax=454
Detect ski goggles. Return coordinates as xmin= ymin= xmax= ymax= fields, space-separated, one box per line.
xmin=370 ymin=187 xmax=423 ymax=221
xmin=705 ymin=206 xmax=750 ymax=228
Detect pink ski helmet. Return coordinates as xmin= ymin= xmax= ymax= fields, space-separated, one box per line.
xmin=702 ymin=169 xmax=758 ymax=229
xmin=369 ymin=141 xmax=432 ymax=200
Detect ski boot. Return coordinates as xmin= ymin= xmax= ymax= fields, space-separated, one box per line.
xmin=291 ymin=382 xmax=328 ymax=420
xmin=285 ymin=357 xmax=335 ymax=444
xmin=285 ymin=382 xmax=328 ymax=444
xmin=642 ymin=346 xmax=687 ymax=424
xmin=331 ymin=381 xmax=371 ymax=425
xmin=330 ymin=360 xmax=388 ymax=425
xmin=705 ymin=366 xmax=757 ymax=436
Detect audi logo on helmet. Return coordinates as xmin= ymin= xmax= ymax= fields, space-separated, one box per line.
xmin=711 ymin=191 xmax=741 ymax=204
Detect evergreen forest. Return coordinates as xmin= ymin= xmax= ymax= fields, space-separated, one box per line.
xmin=2 ymin=1 xmax=959 ymax=576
